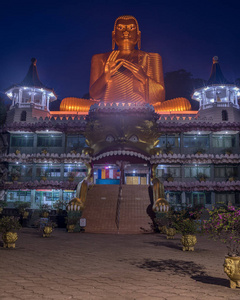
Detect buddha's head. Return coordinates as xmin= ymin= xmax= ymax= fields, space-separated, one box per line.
xmin=112 ymin=15 xmax=141 ymax=51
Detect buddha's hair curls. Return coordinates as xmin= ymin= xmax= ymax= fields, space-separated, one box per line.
xmin=113 ymin=15 xmax=140 ymax=33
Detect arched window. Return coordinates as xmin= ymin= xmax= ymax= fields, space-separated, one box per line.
xmin=20 ymin=111 xmax=27 ymax=121
xmin=222 ymin=110 xmax=228 ymax=121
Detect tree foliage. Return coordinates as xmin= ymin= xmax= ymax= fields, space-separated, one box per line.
xmin=164 ymin=69 xmax=206 ymax=101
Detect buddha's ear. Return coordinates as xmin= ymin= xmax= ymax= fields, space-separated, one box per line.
xmin=112 ymin=31 xmax=116 ymax=50
xmin=137 ymin=31 xmax=141 ymax=50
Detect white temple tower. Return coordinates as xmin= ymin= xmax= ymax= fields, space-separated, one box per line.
xmin=5 ymin=58 xmax=57 ymax=123
xmin=192 ymin=56 xmax=240 ymax=122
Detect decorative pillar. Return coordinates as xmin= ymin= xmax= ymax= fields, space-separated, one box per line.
xmin=180 ymin=132 xmax=184 ymax=155
xmin=60 ymin=164 xmax=65 ymax=181
xmin=31 ymin=90 xmax=34 ymax=103
xmin=47 ymin=96 xmax=50 ymax=111
xmin=213 ymin=87 xmax=217 ymax=102
xmin=209 ymin=132 xmax=213 ymax=153
xmin=211 ymin=192 xmax=215 ymax=209
xmin=19 ymin=89 xmax=22 ymax=106
xmin=234 ymin=91 xmax=238 ymax=106
xmin=181 ymin=192 xmax=186 ymax=206
xmin=42 ymin=93 xmax=46 ymax=109
xmin=33 ymin=133 xmax=37 ymax=153
xmin=226 ymin=87 xmax=229 ymax=103
xmin=202 ymin=91 xmax=206 ymax=109
xmin=30 ymin=189 xmax=36 ymax=209
xmin=200 ymin=92 xmax=203 ymax=108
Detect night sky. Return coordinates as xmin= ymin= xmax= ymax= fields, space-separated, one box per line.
xmin=1 ymin=0 xmax=240 ymax=100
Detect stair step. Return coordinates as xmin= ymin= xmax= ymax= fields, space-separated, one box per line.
xmin=82 ymin=184 xmax=153 ymax=234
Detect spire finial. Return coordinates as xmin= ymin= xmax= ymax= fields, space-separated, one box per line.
xmin=213 ymin=56 xmax=218 ymax=64
xmin=31 ymin=57 xmax=37 ymax=66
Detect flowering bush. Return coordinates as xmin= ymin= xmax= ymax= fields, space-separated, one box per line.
xmin=0 ymin=216 xmax=21 ymax=233
xmin=170 ymin=209 xmax=200 ymax=235
xmin=203 ymin=206 xmax=240 ymax=256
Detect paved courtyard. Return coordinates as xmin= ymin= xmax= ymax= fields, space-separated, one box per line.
xmin=0 ymin=228 xmax=239 ymax=300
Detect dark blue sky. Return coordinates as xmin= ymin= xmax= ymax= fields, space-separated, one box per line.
xmin=1 ymin=0 xmax=240 ymax=100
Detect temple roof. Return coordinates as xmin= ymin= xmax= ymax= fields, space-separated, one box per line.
xmin=20 ymin=58 xmax=46 ymax=88
xmin=207 ymin=56 xmax=230 ymax=85
xmin=6 ymin=58 xmax=55 ymax=93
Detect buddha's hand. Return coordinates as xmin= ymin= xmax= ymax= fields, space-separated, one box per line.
xmin=122 ymin=60 xmax=147 ymax=84
xmin=104 ymin=59 xmax=124 ymax=80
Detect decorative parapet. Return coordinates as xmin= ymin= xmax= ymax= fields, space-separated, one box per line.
xmin=164 ymin=180 xmax=240 ymax=192
xmin=0 ymin=153 xmax=91 ymax=164
xmin=2 ymin=116 xmax=87 ymax=133
xmin=157 ymin=120 xmax=240 ymax=132
xmin=3 ymin=178 xmax=240 ymax=192
xmin=1 ymin=180 xmax=77 ymax=191
xmin=2 ymin=152 xmax=240 ymax=165
xmin=150 ymin=153 xmax=240 ymax=164
xmin=92 ymin=150 xmax=150 ymax=162
xmin=89 ymin=102 xmax=155 ymax=113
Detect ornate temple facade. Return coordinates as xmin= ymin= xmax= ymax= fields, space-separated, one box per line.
xmin=1 ymin=17 xmax=240 ymax=218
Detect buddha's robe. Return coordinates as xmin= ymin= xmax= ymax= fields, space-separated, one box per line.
xmin=90 ymin=50 xmax=165 ymax=104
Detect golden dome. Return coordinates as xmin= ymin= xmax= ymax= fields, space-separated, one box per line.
xmin=153 ymin=97 xmax=191 ymax=112
xmin=60 ymin=97 xmax=97 ymax=112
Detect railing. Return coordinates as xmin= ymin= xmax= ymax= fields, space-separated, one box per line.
xmin=115 ymin=185 xmax=122 ymax=232
xmin=203 ymin=102 xmax=239 ymax=109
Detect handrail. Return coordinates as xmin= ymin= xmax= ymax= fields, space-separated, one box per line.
xmin=115 ymin=185 xmax=122 ymax=232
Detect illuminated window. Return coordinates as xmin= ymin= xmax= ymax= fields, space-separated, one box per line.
xmin=157 ymin=134 xmax=180 ymax=148
xmin=183 ymin=134 xmax=209 ymax=148
xmin=67 ymin=134 xmax=86 ymax=148
xmin=212 ymin=135 xmax=235 ymax=148
xmin=214 ymin=165 xmax=238 ymax=178
xmin=37 ymin=135 xmax=62 ymax=147
xmin=184 ymin=165 xmax=210 ymax=178
xmin=11 ymin=135 xmax=34 ymax=147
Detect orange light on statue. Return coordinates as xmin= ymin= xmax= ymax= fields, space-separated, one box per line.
xmin=153 ymin=97 xmax=191 ymax=112
xmin=60 ymin=97 xmax=97 ymax=112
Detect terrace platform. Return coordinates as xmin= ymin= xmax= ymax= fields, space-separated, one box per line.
xmin=0 ymin=228 xmax=239 ymax=299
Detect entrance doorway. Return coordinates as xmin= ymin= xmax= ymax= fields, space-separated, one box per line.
xmin=93 ymin=164 xmax=120 ymax=184
xmin=124 ymin=164 xmax=150 ymax=185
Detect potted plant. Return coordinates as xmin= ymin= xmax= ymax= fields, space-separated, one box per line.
xmin=42 ymin=220 xmax=56 ymax=238
xmin=10 ymin=167 xmax=20 ymax=182
xmin=195 ymin=148 xmax=206 ymax=155
xmin=0 ymin=200 xmax=7 ymax=214
xmin=196 ymin=172 xmax=208 ymax=182
xmin=53 ymin=199 xmax=68 ymax=228
xmin=70 ymin=150 xmax=77 ymax=155
xmin=65 ymin=211 xmax=81 ymax=232
xmin=165 ymin=172 xmax=174 ymax=182
xmin=68 ymin=172 xmax=75 ymax=182
xmin=203 ymin=206 xmax=240 ymax=288
xmin=41 ymin=149 xmax=48 ymax=155
xmin=223 ymin=148 xmax=232 ymax=156
xmin=227 ymin=172 xmax=237 ymax=182
xmin=155 ymin=211 xmax=176 ymax=239
xmin=41 ymin=204 xmax=51 ymax=218
xmin=172 ymin=210 xmax=199 ymax=251
xmin=14 ymin=201 xmax=31 ymax=217
xmin=0 ymin=216 xmax=21 ymax=248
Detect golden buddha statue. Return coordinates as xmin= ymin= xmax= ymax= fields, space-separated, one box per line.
xmin=89 ymin=15 xmax=191 ymax=111
xmin=89 ymin=15 xmax=165 ymax=104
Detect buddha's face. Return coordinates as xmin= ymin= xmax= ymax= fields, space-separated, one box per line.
xmin=113 ymin=18 xmax=139 ymax=50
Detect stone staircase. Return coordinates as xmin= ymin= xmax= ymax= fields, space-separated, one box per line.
xmin=82 ymin=184 xmax=153 ymax=234
xmin=82 ymin=185 xmax=119 ymax=233
xmin=118 ymin=185 xmax=153 ymax=234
